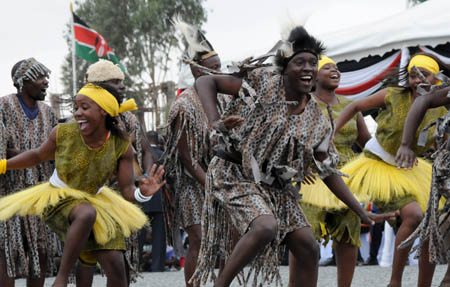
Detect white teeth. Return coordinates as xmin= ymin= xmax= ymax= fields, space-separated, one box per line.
xmin=77 ymin=120 xmax=87 ymax=123
xmin=300 ymin=76 xmax=312 ymax=80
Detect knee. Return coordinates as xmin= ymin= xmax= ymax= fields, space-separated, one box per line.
xmin=72 ymin=204 xmax=97 ymax=226
xmin=251 ymin=216 xmax=278 ymax=243
xmin=299 ymin=237 xmax=320 ymax=262
xmin=403 ymin=211 xmax=423 ymax=228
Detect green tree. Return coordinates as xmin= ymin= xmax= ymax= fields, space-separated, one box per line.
xmin=60 ymin=0 xmax=207 ymax=129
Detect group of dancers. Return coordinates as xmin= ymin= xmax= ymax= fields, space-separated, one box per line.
xmin=0 ymin=18 xmax=450 ymax=287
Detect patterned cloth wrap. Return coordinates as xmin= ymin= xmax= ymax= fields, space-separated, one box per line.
xmin=191 ymin=68 xmax=342 ymax=287
xmin=161 ymin=87 xmax=231 ymax=256
xmin=0 ymin=94 xmax=61 ymax=278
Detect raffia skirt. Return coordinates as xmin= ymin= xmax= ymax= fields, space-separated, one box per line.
xmin=0 ymin=182 xmax=147 ymax=265
xmin=340 ymin=152 xmax=432 ymax=212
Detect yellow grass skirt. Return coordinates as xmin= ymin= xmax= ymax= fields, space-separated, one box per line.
xmin=0 ymin=182 xmax=148 ymax=246
xmin=339 ymin=154 xmax=432 ymax=212
xmin=300 ymin=176 xmax=369 ymax=210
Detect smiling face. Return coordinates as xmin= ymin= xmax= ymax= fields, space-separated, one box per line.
xmin=284 ymin=52 xmax=318 ymax=95
xmin=408 ymin=67 xmax=437 ymax=92
xmin=317 ymin=63 xmax=340 ymax=90
xmin=22 ymin=75 xmax=49 ymax=101
xmin=73 ymin=94 xmax=107 ymax=136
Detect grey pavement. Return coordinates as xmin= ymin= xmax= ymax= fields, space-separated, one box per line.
xmin=15 ymin=264 xmax=448 ymax=286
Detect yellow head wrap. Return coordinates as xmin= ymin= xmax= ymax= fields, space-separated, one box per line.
xmin=77 ymin=83 xmax=137 ymax=117
xmin=318 ymin=55 xmax=336 ymax=71
xmin=407 ymin=54 xmax=440 ymax=74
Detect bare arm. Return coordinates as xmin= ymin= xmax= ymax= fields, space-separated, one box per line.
xmin=355 ymin=112 xmax=371 ymax=148
xmin=195 ymin=75 xmax=243 ymax=123
xmin=335 ymin=89 xmax=388 ymax=133
xmin=117 ymin=145 xmax=165 ymax=203
xmin=178 ymin=128 xmax=206 ymax=186
xmin=395 ymin=87 xmax=450 ymax=169
xmin=6 ymin=126 xmax=57 ymax=170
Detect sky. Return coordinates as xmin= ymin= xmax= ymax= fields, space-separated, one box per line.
xmin=0 ymin=0 xmax=408 ymax=97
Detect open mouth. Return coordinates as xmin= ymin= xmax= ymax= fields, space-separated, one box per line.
xmin=300 ymin=75 xmax=313 ymax=85
xmin=77 ymin=119 xmax=88 ymax=131
xmin=40 ymin=88 xmax=47 ymax=96
xmin=330 ymin=74 xmax=340 ymax=80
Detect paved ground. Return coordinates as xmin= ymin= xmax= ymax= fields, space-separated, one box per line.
xmin=15 ymin=264 xmax=448 ymax=286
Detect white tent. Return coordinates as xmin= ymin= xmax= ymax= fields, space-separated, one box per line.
xmin=308 ymin=0 xmax=450 ymax=62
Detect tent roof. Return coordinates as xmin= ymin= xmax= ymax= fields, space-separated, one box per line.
xmin=312 ymin=0 xmax=450 ymax=62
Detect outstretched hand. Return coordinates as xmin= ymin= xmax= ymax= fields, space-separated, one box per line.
xmin=138 ymin=164 xmax=166 ymax=197
xmin=361 ymin=211 xmax=397 ymax=227
xmin=302 ymin=171 xmax=316 ymax=185
xmin=395 ymin=144 xmax=418 ymax=170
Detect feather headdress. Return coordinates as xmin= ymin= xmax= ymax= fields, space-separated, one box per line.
xmin=172 ymin=15 xmax=217 ymax=62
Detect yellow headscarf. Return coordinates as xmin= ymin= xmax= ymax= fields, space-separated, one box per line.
xmin=407 ymin=54 xmax=440 ymax=74
xmin=318 ymin=55 xmax=336 ymax=71
xmin=77 ymin=83 xmax=137 ymax=117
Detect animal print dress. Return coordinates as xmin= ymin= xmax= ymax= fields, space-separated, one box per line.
xmin=191 ymin=68 xmax=342 ymax=287
xmin=0 ymin=94 xmax=60 ymax=278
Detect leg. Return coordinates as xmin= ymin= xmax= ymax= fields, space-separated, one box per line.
xmin=440 ymin=263 xmax=450 ymax=287
xmin=27 ymin=249 xmax=47 ymax=287
xmin=215 ymin=215 xmax=278 ymax=287
xmin=53 ymin=203 xmax=97 ymax=287
xmin=389 ymin=201 xmax=423 ymax=287
xmin=184 ymin=224 xmax=201 ymax=287
xmin=76 ymin=264 xmax=95 ymax=287
xmin=0 ymin=249 xmax=14 ymax=287
xmin=94 ymin=250 xmax=127 ymax=287
xmin=335 ymin=236 xmax=358 ymax=287
xmin=417 ymin=240 xmax=436 ymax=287
xmin=285 ymin=227 xmax=319 ymax=287
xmin=150 ymin=212 xmax=166 ymax=272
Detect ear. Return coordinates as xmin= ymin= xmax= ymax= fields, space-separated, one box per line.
xmin=99 ymin=108 xmax=108 ymax=117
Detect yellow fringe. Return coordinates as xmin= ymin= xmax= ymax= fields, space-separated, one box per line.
xmin=300 ymin=176 xmax=369 ymax=210
xmin=340 ymin=154 xmax=432 ymax=212
xmin=0 ymin=183 xmax=147 ymax=245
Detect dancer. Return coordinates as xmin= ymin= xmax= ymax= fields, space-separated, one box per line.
xmin=0 ymin=58 xmax=60 ymax=287
xmin=396 ymin=84 xmax=450 ymax=287
xmin=290 ymin=55 xmax=372 ymax=287
xmin=190 ymin=26 xmax=378 ymax=287
xmin=162 ymin=18 xmax=226 ymax=287
xmin=77 ymin=59 xmax=154 ymax=286
xmin=335 ymin=53 xmax=449 ymax=287
xmin=0 ymin=83 xmax=165 ymax=287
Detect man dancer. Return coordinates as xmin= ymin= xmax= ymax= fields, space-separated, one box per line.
xmin=76 ymin=59 xmax=154 ymax=286
xmin=162 ymin=19 xmax=225 ymax=286
xmin=0 ymin=58 xmax=60 ymax=287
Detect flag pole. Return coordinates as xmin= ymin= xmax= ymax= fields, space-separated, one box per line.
xmin=70 ymin=2 xmax=77 ymax=97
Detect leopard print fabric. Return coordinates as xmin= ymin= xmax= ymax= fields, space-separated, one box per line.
xmin=191 ymin=68 xmax=341 ymax=287
xmin=0 ymin=94 xmax=61 ymax=278
xmin=400 ymin=110 xmax=450 ymax=263
xmin=161 ymin=87 xmax=219 ymax=256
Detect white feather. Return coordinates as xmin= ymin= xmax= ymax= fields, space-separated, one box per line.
xmin=172 ymin=15 xmax=212 ymax=60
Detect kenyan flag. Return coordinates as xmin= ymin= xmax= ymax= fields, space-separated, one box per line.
xmin=72 ymin=11 xmax=125 ymax=71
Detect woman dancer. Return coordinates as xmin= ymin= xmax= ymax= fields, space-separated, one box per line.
xmin=396 ymin=84 xmax=450 ymax=287
xmin=290 ymin=55 xmax=372 ymax=287
xmin=190 ymin=26 xmax=378 ymax=287
xmin=0 ymin=83 xmax=165 ymax=287
xmin=335 ymin=53 xmax=449 ymax=287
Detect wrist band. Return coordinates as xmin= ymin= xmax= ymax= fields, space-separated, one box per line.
xmin=134 ymin=187 xmax=152 ymax=203
xmin=0 ymin=159 xmax=6 ymax=175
